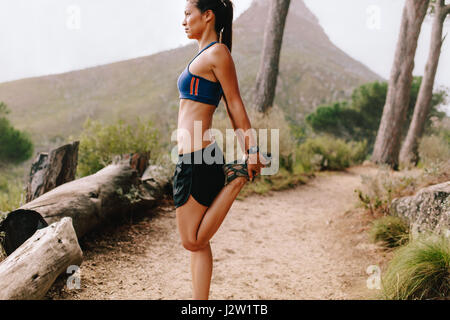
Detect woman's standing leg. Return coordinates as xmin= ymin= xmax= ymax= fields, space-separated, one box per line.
xmin=190 ymin=241 xmax=212 ymax=299
xmin=176 ymin=176 xmax=248 ymax=299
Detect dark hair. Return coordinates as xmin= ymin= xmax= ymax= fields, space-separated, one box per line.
xmin=193 ymin=0 xmax=234 ymax=53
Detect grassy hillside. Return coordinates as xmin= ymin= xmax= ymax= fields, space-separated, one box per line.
xmin=0 ymin=0 xmax=383 ymax=154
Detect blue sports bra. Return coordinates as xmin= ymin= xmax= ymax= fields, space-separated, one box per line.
xmin=177 ymin=41 xmax=224 ymax=107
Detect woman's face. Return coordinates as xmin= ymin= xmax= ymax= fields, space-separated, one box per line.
xmin=182 ymin=1 xmax=206 ymax=39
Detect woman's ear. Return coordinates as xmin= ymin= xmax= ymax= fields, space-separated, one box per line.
xmin=203 ymin=9 xmax=215 ymax=23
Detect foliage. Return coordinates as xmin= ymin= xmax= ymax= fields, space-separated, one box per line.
xmin=0 ymin=102 xmax=34 ymax=164
xmin=75 ymin=117 xmax=161 ymax=177
xmin=369 ymin=216 xmax=410 ymax=248
xmin=418 ymin=135 xmax=450 ymax=168
xmin=305 ymin=77 xmax=448 ymax=155
xmin=287 ymin=117 xmax=309 ymax=145
xmin=355 ymin=166 xmax=420 ymax=216
xmin=116 ymin=185 xmax=141 ymax=205
xmin=0 ymin=176 xmax=25 ymax=213
xmin=212 ymin=104 xmax=297 ymax=172
xmin=418 ymin=117 xmax=450 ymax=167
xmin=381 ymin=234 xmax=450 ymax=300
xmin=305 ymin=101 xmax=365 ymax=140
xmin=419 ymin=160 xmax=450 ymax=188
xmin=0 ymin=159 xmax=27 ymax=213
xmin=295 ymin=134 xmax=368 ymax=172
xmin=0 ymin=102 xmax=10 ymax=117
xmin=237 ymin=166 xmax=312 ymax=199
xmin=355 ymin=152 xmax=448 ymax=219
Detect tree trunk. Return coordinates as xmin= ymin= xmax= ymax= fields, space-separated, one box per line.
xmin=399 ymin=0 xmax=450 ymax=167
xmin=26 ymin=141 xmax=79 ymax=202
xmin=371 ymin=0 xmax=430 ymax=170
xmin=253 ymin=0 xmax=291 ymax=113
xmin=0 ymin=217 xmax=83 ymax=300
xmin=18 ymin=156 xmax=166 ymax=240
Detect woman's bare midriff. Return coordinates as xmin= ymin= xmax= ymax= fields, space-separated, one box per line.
xmin=177 ymin=98 xmax=218 ymax=155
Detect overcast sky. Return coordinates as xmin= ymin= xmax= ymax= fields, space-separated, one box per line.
xmin=0 ymin=0 xmax=449 ymax=112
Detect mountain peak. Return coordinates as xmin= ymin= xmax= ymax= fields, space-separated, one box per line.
xmin=235 ymin=0 xmax=324 ymax=43
xmin=249 ymin=0 xmax=319 ymax=25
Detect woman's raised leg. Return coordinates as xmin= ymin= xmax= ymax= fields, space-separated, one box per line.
xmin=176 ymin=176 xmax=247 ymax=252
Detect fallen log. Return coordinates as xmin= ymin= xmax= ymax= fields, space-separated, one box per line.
xmin=140 ymin=164 xmax=173 ymax=201
xmin=18 ymin=155 xmax=170 ymax=239
xmin=0 ymin=217 xmax=83 ymax=300
xmin=113 ymin=151 xmax=150 ymax=177
xmin=19 ymin=160 xmax=141 ymax=239
xmin=26 ymin=141 xmax=79 ymax=202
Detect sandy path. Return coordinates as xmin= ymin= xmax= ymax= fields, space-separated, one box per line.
xmin=46 ymin=164 xmax=392 ymax=300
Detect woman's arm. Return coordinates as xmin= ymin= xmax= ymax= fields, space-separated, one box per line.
xmin=222 ymin=96 xmax=252 ymax=156
xmin=211 ymin=44 xmax=257 ymax=155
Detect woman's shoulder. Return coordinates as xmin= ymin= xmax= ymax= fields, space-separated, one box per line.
xmin=208 ymin=43 xmax=232 ymax=66
xmin=210 ymin=42 xmax=230 ymax=54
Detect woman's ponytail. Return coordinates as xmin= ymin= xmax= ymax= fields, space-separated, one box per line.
xmin=195 ymin=0 xmax=234 ymax=53
xmin=219 ymin=0 xmax=233 ymax=53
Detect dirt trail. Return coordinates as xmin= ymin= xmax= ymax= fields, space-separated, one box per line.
xmin=46 ymin=164 xmax=393 ymax=300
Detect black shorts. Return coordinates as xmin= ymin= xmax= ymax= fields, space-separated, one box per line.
xmin=172 ymin=141 xmax=226 ymax=208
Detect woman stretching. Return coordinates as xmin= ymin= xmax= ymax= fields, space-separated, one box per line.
xmin=173 ymin=0 xmax=267 ymax=300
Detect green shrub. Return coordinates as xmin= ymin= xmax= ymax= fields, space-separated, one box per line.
xmin=420 ymin=160 xmax=450 ymax=187
xmin=356 ymin=155 xmax=449 ymax=218
xmin=0 ymin=162 xmax=27 ymax=212
xmin=305 ymin=78 xmax=447 ymax=155
xmin=0 ymin=176 xmax=8 ymax=192
xmin=418 ymin=134 xmax=450 ymax=168
xmin=0 ymin=178 xmax=25 ymax=213
xmin=0 ymin=110 xmax=34 ymax=164
xmin=212 ymin=104 xmax=297 ymax=172
xmin=75 ymin=117 xmax=161 ymax=177
xmin=238 ymin=166 xmax=311 ymax=199
xmin=381 ymin=234 xmax=450 ymax=300
xmin=355 ymin=166 xmax=419 ymax=216
xmin=295 ymin=135 xmax=368 ymax=171
xmin=369 ymin=216 xmax=410 ymax=248
xmin=417 ymin=115 xmax=450 ymax=168
xmin=306 ymin=101 xmax=365 ymax=141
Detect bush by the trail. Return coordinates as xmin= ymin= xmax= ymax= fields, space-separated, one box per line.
xmin=418 ymin=117 xmax=450 ymax=167
xmin=0 ymin=163 xmax=27 ymax=213
xmin=0 ymin=103 xmax=34 ymax=164
xmin=418 ymin=135 xmax=450 ymax=167
xmin=369 ymin=216 xmax=410 ymax=248
xmin=355 ymin=158 xmax=449 ymax=217
xmin=306 ymin=101 xmax=366 ymax=142
xmin=295 ymin=135 xmax=367 ymax=172
xmin=212 ymin=104 xmax=297 ymax=172
xmin=355 ymin=165 xmax=421 ymax=216
xmin=0 ymin=178 xmax=25 ymax=213
xmin=381 ymin=234 xmax=450 ymax=300
xmin=75 ymin=117 xmax=161 ymax=177
xmin=305 ymin=78 xmax=447 ymax=155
